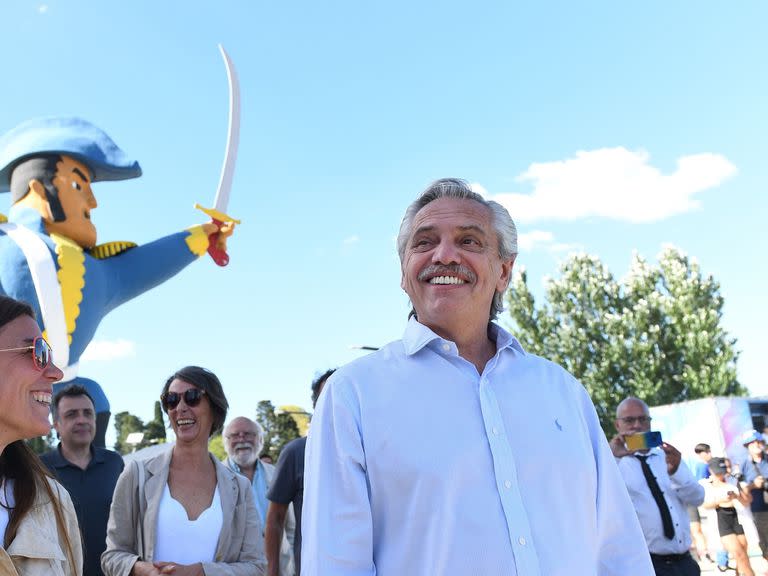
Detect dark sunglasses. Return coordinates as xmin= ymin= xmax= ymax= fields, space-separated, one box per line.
xmin=161 ymin=388 xmax=206 ymax=411
xmin=0 ymin=336 xmax=53 ymax=370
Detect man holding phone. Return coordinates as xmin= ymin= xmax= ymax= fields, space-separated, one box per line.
xmin=611 ymin=397 xmax=705 ymax=576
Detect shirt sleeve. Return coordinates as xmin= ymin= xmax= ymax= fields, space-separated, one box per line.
xmin=267 ymin=442 xmax=298 ymax=505
xmin=670 ymin=460 xmax=705 ymax=507
xmin=301 ymin=373 xmax=375 ymax=576
xmin=577 ymin=386 xmax=655 ymax=575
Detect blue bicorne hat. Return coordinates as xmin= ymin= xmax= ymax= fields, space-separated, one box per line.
xmin=0 ymin=116 xmax=142 ymax=193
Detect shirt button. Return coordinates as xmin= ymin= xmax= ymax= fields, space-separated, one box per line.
xmin=492 ymin=427 xmax=499 ymax=436
xmin=518 ymin=537 xmax=526 ymax=546
xmin=504 ymin=480 xmax=512 ymax=489
xmin=442 ymin=343 xmax=450 ymax=352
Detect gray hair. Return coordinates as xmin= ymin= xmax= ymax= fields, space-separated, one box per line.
xmin=396 ymin=178 xmax=518 ymax=320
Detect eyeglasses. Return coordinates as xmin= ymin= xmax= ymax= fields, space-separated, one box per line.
xmin=225 ymin=431 xmax=257 ymax=440
xmin=161 ymin=388 xmax=206 ymax=411
xmin=618 ymin=416 xmax=652 ymax=425
xmin=0 ymin=337 xmax=53 ymax=370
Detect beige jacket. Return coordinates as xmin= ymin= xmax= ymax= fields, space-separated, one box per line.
xmin=0 ymin=477 xmax=83 ymax=576
xmin=101 ymin=449 xmax=265 ymax=576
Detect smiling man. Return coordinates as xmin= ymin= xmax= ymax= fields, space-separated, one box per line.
xmin=41 ymin=384 xmax=124 ymax=576
xmin=302 ymin=178 xmax=653 ymax=575
xmin=224 ymin=416 xmax=295 ymax=575
xmin=0 ymin=116 xmax=235 ymax=446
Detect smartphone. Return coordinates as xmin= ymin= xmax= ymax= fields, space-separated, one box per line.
xmin=624 ymin=431 xmax=663 ymax=451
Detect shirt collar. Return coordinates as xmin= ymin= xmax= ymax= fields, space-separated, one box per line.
xmin=226 ymin=457 xmax=262 ymax=481
xmin=50 ymin=443 xmax=99 ymax=468
xmin=402 ymin=317 xmax=526 ymax=357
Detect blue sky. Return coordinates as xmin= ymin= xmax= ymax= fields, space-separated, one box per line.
xmin=1 ymin=1 xmax=765 ymax=446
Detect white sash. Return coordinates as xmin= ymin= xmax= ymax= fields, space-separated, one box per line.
xmin=0 ymin=222 xmax=73 ymax=377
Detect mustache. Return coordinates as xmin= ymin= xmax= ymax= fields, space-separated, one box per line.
xmin=417 ymin=264 xmax=476 ymax=283
xmin=234 ymin=442 xmax=254 ymax=450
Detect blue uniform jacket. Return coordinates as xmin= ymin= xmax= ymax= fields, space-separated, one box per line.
xmin=0 ymin=205 xmax=200 ymax=411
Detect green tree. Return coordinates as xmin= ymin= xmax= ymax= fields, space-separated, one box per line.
xmin=143 ymin=401 xmax=167 ymax=445
xmin=256 ymin=400 xmax=300 ymax=461
xmin=113 ymin=411 xmax=146 ymax=455
xmin=209 ymin=434 xmax=226 ymax=461
xmin=505 ymin=247 xmax=744 ymax=435
xmin=26 ymin=430 xmax=56 ymax=455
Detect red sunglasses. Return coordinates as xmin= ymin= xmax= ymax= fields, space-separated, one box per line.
xmin=161 ymin=388 xmax=206 ymax=411
xmin=0 ymin=336 xmax=53 ymax=370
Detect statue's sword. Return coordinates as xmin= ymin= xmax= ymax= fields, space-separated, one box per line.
xmin=195 ymin=44 xmax=242 ymax=266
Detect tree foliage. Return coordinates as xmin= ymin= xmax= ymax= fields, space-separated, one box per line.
xmin=208 ymin=434 xmax=226 ymax=461
xmin=505 ymin=247 xmax=744 ymax=435
xmin=256 ymin=400 xmax=300 ymax=461
xmin=26 ymin=430 xmax=56 ymax=455
xmin=143 ymin=401 xmax=167 ymax=445
xmin=113 ymin=411 xmax=146 ymax=455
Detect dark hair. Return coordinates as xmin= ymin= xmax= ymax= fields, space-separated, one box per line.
xmin=9 ymin=155 xmax=66 ymax=221
xmin=694 ymin=443 xmax=711 ymax=454
xmin=51 ymin=383 xmax=95 ymax=422
xmin=311 ymin=368 xmax=336 ymax=408
xmin=0 ymin=296 xmax=77 ymax=566
xmin=161 ymin=366 xmax=228 ymax=436
xmin=0 ymin=295 xmax=34 ymax=329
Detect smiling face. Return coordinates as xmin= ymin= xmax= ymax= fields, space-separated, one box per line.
xmin=45 ymin=155 xmax=98 ymax=248
xmin=54 ymin=394 xmax=96 ymax=451
xmin=166 ymin=378 xmax=213 ymax=445
xmin=224 ymin=417 xmax=260 ymax=471
xmin=0 ymin=315 xmax=63 ymax=448
xmin=400 ymin=197 xmax=513 ymax=339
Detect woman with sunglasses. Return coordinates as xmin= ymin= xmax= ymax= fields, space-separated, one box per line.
xmin=102 ymin=366 xmax=264 ymax=576
xmin=0 ymin=295 xmax=82 ymax=576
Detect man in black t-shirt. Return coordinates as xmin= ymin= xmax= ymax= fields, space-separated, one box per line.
xmin=265 ymin=369 xmax=333 ymax=576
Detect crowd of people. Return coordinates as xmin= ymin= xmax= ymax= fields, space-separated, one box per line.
xmin=2 ymin=177 xmax=766 ymax=576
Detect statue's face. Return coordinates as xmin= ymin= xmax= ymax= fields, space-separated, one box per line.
xmin=45 ymin=155 xmax=98 ymax=248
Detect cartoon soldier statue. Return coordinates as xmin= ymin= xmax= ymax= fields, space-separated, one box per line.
xmin=0 ymin=116 xmax=236 ymax=446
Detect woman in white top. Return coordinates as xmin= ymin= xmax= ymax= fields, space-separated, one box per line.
xmin=0 ymin=295 xmax=82 ymax=576
xmin=102 ymin=366 xmax=264 ymax=576
xmin=702 ymin=457 xmax=753 ymax=576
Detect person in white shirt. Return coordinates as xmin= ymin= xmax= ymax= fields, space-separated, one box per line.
xmin=611 ymin=397 xmax=705 ymax=576
xmin=701 ymin=457 xmax=754 ymax=576
xmin=301 ymin=177 xmax=653 ymax=576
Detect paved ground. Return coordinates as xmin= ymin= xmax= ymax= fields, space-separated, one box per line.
xmin=699 ymin=553 xmax=768 ymax=574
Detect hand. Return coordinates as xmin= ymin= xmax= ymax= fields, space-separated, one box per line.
xmin=609 ymin=434 xmax=632 ymax=458
xmin=153 ymin=562 xmax=204 ymax=576
xmin=131 ymin=561 xmax=164 ymax=576
xmin=755 ymin=476 xmax=765 ymax=489
xmin=661 ymin=442 xmax=681 ymax=475
xmin=727 ymin=491 xmax=737 ymax=500
xmin=201 ymin=220 xmax=236 ymax=252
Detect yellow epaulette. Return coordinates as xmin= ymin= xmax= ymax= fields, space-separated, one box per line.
xmin=88 ymin=241 xmax=138 ymax=259
xmin=0 ymin=214 xmax=7 ymax=224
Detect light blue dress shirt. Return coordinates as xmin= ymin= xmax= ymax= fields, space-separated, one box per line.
xmin=226 ymin=458 xmax=269 ymax=528
xmin=302 ymin=318 xmax=653 ymax=576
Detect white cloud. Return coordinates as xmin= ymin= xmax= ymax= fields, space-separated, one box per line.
xmin=80 ymin=339 xmax=136 ymax=362
xmin=343 ymin=235 xmax=359 ymax=246
xmin=517 ymin=230 xmax=554 ymax=251
xmin=489 ymin=147 xmax=736 ymax=223
xmin=37 ymin=4 xmax=48 ymax=13
xmin=517 ymin=229 xmax=581 ymax=254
